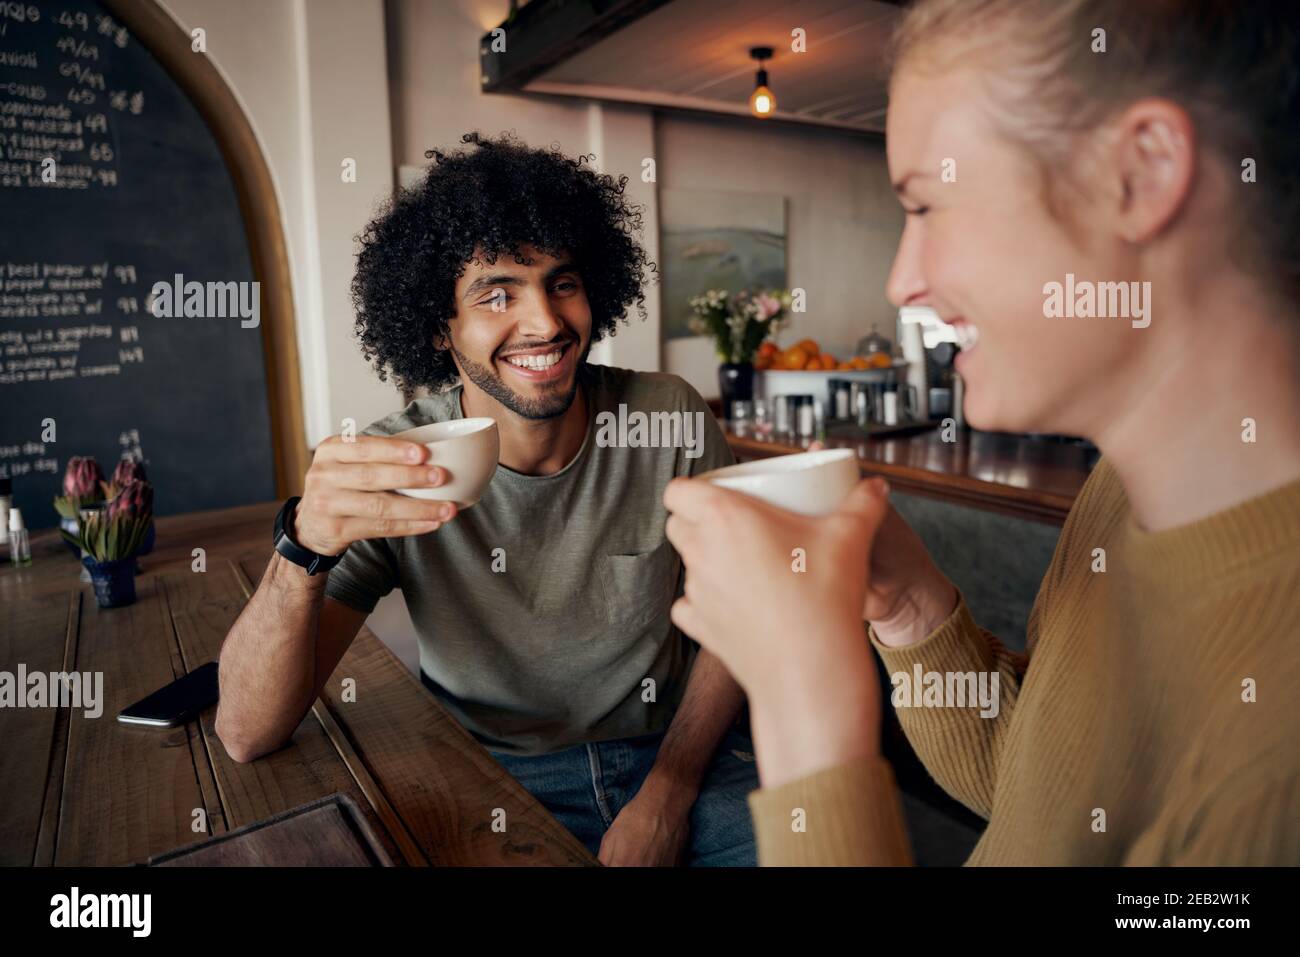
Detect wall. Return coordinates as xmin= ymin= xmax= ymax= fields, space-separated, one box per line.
xmin=656 ymin=111 xmax=904 ymax=397
xmin=158 ymin=0 xmax=401 ymax=446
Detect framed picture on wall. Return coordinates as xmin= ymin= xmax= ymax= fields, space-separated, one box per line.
xmin=659 ymin=189 xmax=787 ymax=341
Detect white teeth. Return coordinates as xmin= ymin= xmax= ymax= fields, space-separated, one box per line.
xmin=954 ymin=324 xmax=980 ymax=352
xmin=505 ymin=349 xmax=562 ymax=370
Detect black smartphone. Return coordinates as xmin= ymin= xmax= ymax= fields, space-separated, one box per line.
xmin=117 ymin=661 xmax=220 ymax=728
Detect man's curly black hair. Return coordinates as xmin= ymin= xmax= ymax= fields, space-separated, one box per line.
xmin=351 ymin=131 xmax=653 ymax=394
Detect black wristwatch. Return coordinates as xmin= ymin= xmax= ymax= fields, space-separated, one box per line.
xmin=273 ymin=496 xmax=345 ymax=575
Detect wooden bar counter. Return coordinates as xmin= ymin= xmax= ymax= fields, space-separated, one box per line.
xmin=721 ymin=420 xmax=1099 ymax=526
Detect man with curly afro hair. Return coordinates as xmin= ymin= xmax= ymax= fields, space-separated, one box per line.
xmin=215 ymin=132 xmax=758 ymax=866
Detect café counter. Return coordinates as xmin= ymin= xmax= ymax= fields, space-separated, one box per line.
xmin=720 ymin=421 xmax=1098 ymax=526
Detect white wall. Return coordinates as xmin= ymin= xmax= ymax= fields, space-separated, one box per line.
xmin=656 ymin=111 xmax=903 ymax=397
xmin=158 ymin=0 xmax=401 ymax=446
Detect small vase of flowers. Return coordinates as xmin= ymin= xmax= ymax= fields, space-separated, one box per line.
xmin=61 ymin=479 xmax=154 ymax=608
xmin=688 ymin=288 xmax=790 ymax=418
xmin=53 ymin=456 xmax=106 ymax=557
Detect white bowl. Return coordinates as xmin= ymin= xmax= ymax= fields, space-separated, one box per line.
xmin=392 ymin=418 xmax=499 ymax=507
xmin=698 ymin=448 xmax=860 ymax=516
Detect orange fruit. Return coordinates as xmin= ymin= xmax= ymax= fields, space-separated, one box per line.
xmin=755 ymin=354 xmax=773 ymax=370
xmin=782 ymin=346 xmax=810 ymax=370
xmin=868 ymin=352 xmax=893 ymax=369
xmin=758 ymin=341 xmax=779 ymax=358
xmin=795 ymin=338 xmax=820 ymax=356
xmin=821 ymin=354 xmax=839 ymax=369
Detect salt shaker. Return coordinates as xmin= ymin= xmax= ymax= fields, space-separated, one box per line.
xmin=9 ymin=507 xmax=31 ymax=567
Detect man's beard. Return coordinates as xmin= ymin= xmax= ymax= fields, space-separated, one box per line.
xmin=451 ymin=340 xmax=588 ymax=420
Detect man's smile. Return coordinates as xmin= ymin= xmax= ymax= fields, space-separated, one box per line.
xmin=498 ymin=339 xmax=575 ymax=383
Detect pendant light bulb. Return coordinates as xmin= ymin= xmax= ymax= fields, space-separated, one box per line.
xmin=749 ymin=47 xmax=776 ymax=119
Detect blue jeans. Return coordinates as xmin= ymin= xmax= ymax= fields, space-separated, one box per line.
xmin=490 ymin=726 xmax=760 ymax=866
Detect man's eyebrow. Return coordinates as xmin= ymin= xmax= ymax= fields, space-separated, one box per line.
xmin=463 ymin=273 xmax=525 ymax=299
xmin=545 ymin=261 xmax=579 ymax=281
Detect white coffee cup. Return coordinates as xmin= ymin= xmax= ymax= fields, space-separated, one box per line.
xmin=392 ymin=418 xmax=499 ymax=507
xmin=697 ymin=448 xmax=860 ymax=516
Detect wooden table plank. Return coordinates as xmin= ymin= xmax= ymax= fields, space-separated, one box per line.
xmin=320 ymin=634 xmax=596 ymax=866
xmin=239 ymin=557 xmax=598 ymax=866
xmin=159 ymin=562 xmax=407 ymax=864
xmin=0 ymin=589 xmax=76 ymax=865
xmin=32 ymin=593 xmax=82 ymax=867
xmin=53 ymin=577 xmax=208 ymax=866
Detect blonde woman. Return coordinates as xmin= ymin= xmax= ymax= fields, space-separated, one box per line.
xmin=664 ymin=0 xmax=1300 ymax=865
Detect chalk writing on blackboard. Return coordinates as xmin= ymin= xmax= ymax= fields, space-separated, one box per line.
xmin=1 ymin=0 xmax=276 ymax=526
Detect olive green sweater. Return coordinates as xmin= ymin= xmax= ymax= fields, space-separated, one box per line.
xmin=747 ymin=459 xmax=1300 ymax=865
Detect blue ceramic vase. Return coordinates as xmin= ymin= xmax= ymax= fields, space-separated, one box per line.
xmin=81 ymin=556 xmax=137 ymax=608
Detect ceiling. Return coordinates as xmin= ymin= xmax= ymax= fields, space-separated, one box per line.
xmin=524 ymin=0 xmax=903 ymax=135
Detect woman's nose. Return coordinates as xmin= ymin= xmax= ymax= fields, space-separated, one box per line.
xmin=886 ymin=219 xmax=928 ymax=308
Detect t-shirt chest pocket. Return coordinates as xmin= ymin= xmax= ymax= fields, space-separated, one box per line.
xmin=598 ymin=539 xmax=680 ymax=633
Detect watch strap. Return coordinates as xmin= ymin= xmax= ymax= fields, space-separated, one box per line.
xmin=273 ymin=495 xmax=344 ymax=575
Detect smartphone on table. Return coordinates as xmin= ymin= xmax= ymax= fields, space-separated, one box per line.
xmin=117 ymin=661 xmax=220 ymax=727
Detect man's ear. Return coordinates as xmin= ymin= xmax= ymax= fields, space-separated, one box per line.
xmin=1110 ymin=97 xmax=1196 ymax=244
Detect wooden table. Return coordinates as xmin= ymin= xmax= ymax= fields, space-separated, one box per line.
xmin=723 ymin=421 xmax=1098 ymax=525
xmin=0 ymin=502 xmax=596 ymax=867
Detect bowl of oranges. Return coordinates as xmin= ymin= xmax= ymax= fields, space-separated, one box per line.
xmin=755 ymin=339 xmax=896 ymax=373
xmin=753 ymin=338 xmax=903 ymax=407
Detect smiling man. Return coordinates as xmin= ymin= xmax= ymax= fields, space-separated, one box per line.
xmin=214 ymin=131 xmax=757 ymax=866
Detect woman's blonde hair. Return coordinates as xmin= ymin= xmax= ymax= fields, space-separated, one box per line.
xmin=893 ymin=0 xmax=1300 ymax=300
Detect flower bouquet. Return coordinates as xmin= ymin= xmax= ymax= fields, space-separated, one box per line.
xmin=687 ymin=288 xmax=790 ymax=365
xmin=688 ymin=288 xmax=790 ymax=416
xmin=60 ymin=479 xmax=154 ymax=608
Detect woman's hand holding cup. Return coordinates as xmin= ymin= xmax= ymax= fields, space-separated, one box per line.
xmin=804 ymin=441 xmax=958 ymax=648
xmin=662 ymin=473 xmax=892 ymax=788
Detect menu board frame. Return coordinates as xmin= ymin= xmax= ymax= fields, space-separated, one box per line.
xmin=98 ymin=0 xmax=308 ymax=497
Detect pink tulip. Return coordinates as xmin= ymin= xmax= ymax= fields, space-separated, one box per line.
xmin=107 ymin=479 xmax=153 ymax=522
xmin=63 ymin=456 xmax=105 ymax=500
xmin=112 ymin=457 xmax=148 ymax=487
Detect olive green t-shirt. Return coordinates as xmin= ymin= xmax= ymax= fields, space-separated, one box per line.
xmin=324 ymin=363 xmax=735 ymax=756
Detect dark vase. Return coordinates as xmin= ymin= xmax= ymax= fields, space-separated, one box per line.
xmin=138 ymin=521 xmax=156 ymax=556
xmin=82 ymin=556 xmax=137 ymax=608
xmin=718 ymin=362 xmax=755 ymax=419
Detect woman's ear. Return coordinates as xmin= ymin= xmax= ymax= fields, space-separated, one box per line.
xmin=1110 ymin=97 xmax=1197 ymax=244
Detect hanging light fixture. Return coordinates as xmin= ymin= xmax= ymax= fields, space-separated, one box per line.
xmin=748 ymin=46 xmax=776 ymax=118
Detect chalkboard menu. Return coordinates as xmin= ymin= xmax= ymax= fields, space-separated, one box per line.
xmin=1 ymin=0 xmax=276 ymax=529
